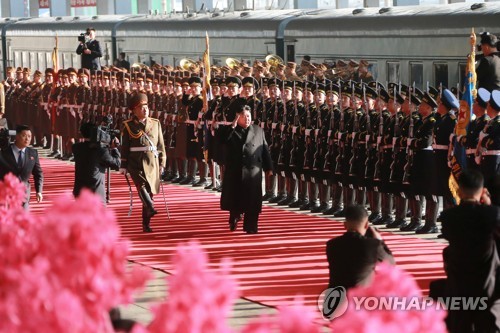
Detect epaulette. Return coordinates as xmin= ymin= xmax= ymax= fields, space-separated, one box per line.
xmin=429 ymin=117 xmax=436 ymax=122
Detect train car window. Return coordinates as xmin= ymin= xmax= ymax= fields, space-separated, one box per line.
xmin=30 ymin=52 xmax=37 ymax=69
xmin=63 ymin=53 xmax=72 ymax=69
xmin=14 ymin=51 xmax=21 ymax=68
xmin=410 ymin=62 xmax=423 ymax=90
xmin=433 ymin=63 xmax=448 ymax=88
xmin=22 ymin=51 xmax=29 ymax=68
xmin=368 ymin=62 xmax=378 ymax=81
xmin=387 ymin=62 xmax=400 ymax=83
xmin=212 ymin=58 xmax=222 ymax=66
xmin=38 ymin=53 xmax=46 ymax=72
xmin=46 ymin=52 xmax=52 ymax=70
xmin=287 ymin=45 xmax=295 ymax=63
xmin=458 ymin=63 xmax=467 ymax=87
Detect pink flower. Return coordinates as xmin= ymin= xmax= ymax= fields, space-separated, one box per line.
xmin=0 ymin=188 xmax=151 ymax=333
xmin=146 ymin=241 xmax=238 ymax=333
xmin=330 ymin=263 xmax=447 ymax=333
xmin=0 ymin=173 xmax=26 ymax=210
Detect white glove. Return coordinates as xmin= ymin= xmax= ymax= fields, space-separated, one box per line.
xmin=119 ymin=168 xmax=128 ymax=175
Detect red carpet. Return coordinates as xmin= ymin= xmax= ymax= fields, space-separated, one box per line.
xmin=31 ymin=157 xmax=446 ymax=308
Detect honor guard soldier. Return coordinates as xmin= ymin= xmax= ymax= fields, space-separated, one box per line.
xmin=171 ymin=77 xmax=190 ymax=184
xmin=39 ymin=68 xmax=54 ymax=150
xmin=458 ymin=88 xmax=491 ymax=170
xmin=289 ymin=81 xmax=307 ymax=208
xmin=204 ymin=77 xmax=222 ymax=189
xmin=476 ymin=89 xmax=500 ymax=205
xmin=405 ymin=89 xmax=438 ymax=234
xmin=120 ymin=93 xmax=166 ymax=233
xmin=322 ymin=81 xmax=343 ymax=216
xmin=28 ymin=70 xmax=44 ymax=147
xmin=433 ymin=89 xmax=458 ymax=213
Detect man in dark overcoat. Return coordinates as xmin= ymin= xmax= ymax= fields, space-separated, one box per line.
xmin=220 ymin=105 xmax=273 ymax=234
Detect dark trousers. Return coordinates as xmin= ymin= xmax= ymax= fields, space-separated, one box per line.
xmin=229 ymin=210 xmax=259 ymax=233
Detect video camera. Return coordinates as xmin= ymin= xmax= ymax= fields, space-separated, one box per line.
xmin=78 ymin=32 xmax=90 ymax=44
xmin=90 ymin=115 xmax=121 ymax=147
xmin=0 ymin=128 xmax=16 ymax=150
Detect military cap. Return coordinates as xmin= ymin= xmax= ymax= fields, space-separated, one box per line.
xmin=313 ymin=82 xmax=326 ymax=95
xmin=136 ymin=73 xmax=144 ymax=81
xmin=226 ymin=76 xmax=242 ymax=87
xmin=276 ymin=63 xmax=286 ymax=70
xmin=129 ymin=93 xmax=148 ymax=109
xmin=490 ymin=90 xmax=500 ymax=111
xmin=412 ymin=87 xmax=424 ymax=101
xmin=302 ymin=81 xmax=314 ymax=92
xmin=253 ymin=60 xmax=263 ymax=67
xmin=287 ymin=62 xmax=297 ymax=70
xmin=116 ymin=71 xmax=124 ymax=80
xmin=78 ymin=68 xmax=90 ymax=78
xmin=242 ymin=77 xmax=259 ymax=90
xmin=188 ymin=76 xmax=202 ymax=86
xmin=388 ymin=82 xmax=398 ymax=93
xmin=294 ymin=81 xmax=304 ymax=92
xmin=90 ymin=70 xmax=97 ymax=78
xmin=110 ymin=71 xmax=117 ymax=79
xmin=146 ymin=73 xmax=153 ymax=82
xmin=45 ymin=68 xmax=54 ymax=76
xmin=410 ymin=92 xmax=421 ymax=105
xmin=315 ymin=63 xmax=327 ymax=72
xmin=260 ymin=77 xmax=268 ymax=87
xmin=389 ymin=90 xmax=405 ymax=105
xmin=33 ymin=70 xmax=42 ymax=77
xmin=364 ymin=86 xmax=378 ymax=100
xmin=164 ymin=65 xmax=174 ymax=72
xmin=284 ymin=80 xmax=294 ymax=91
xmin=16 ymin=67 xmax=23 ymax=73
xmin=336 ymin=59 xmax=347 ymax=68
xmin=341 ymin=84 xmax=352 ymax=97
xmin=23 ymin=67 xmax=31 ymax=74
xmin=267 ymin=78 xmax=281 ymax=88
xmin=160 ymin=75 xmax=168 ymax=84
xmin=399 ymin=85 xmax=409 ymax=98
xmin=349 ymin=59 xmax=359 ymax=67
xmin=428 ymin=86 xmax=440 ymax=102
xmin=6 ymin=67 xmax=14 ymax=73
xmin=360 ymin=59 xmax=370 ymax=67
xmin=476 ymin=87 xmax=491 ymax=108
xmin=378 ymin=89 xmax=390 ymax=103
xmin=210 ymin=77 xmax=220 ymax=86
xmin=219 ymin=77 xmax=227 ymax=87
xmin=326 ymin=83 xmax=340 ymax=96
xmin=124 ymin=73 xmax=131 ymax=81
xmin=441 ymin=89 xmax=460 ymax=110
xmin=181 ymin=77 xmax=190 ymax=86
xmin=421 ymin=91 xmax=438 ymax=108
xmin=60 ymin=69 xmax=68 ymax=78
xmin=479 ymin=32 xmax=498 ymax=47
xmin=103 ymin=71 xmax=111 ymax=79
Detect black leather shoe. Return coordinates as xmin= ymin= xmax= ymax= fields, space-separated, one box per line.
xmin=204 ymin=182 xmax=216 ymax=190
xmin=229 ymin=217 xmax=239 ymax=231
xmin=277 ymin=196 xmax=291 ymax=206
xmin=179 ymin=177 xmax=195 ymax=185
xmin=309 ymin=204 xmax=321 ymax=212
xmin=416 ymin=224 xmax=439 ymax=234
xmin=142 ymin=225 xmax=153 ymax=233
xmin=323 ymin=205 xmax=342 ymax=215
xmin=378 ymin=215 xmax=394 ymax=225
xmin=299 ymin=201 xmax=311 ymax=211
xmin=312 ymin=203 xmax=330 ymax=213
xmin=387 ymin=218 xmax=406 ymax=228
xmin=262 ymin=193 xmax=272 ymax=201
xmin=288 ymin=199 xmax=303 ymax=208
xmin=269 ymin=195 xmax=285 ymax=204
xmin=437 ymin=233 xmax=445 ymax=239
xmin=193 ymin=179 xmax=208 ymax=187
xmin=371 ymin=214 xmax=385 ymax=225
xmin=171 ymin=176 xmax=185 ymax=184
xmin=246 ymin=230 xmax=258 ymax=234
xmin=400 ymin=220 xmax=422 ymax=232
xmin=368 ymin=212 xmax=379 ymax=222
xmin=334 ymin=209 xmax=346 ymax=217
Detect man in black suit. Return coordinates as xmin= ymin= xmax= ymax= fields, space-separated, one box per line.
xmin=476 ymin=32 xmax=500 ymax=92
xmin=326 ymin=205 xmax=394 ymax=290
xmin=72 ymin=122 xmax=121 ymax=203
xmin=438 ymin=170 xmax=500 ymax=333
xmin=0 ymin=125 xmax=43 ymax=209
xmin=76 ymin=27 xmax=102 ymax=70
xmin=220 ymin=105 xmax=273 ymax=234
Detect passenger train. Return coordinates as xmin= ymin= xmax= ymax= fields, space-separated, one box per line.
xmin=0 ymin=2 xmax=499 ymax=89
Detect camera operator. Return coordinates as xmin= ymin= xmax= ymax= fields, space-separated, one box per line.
xmin=73 ymin=122 xmax=121 ymax=203
xmin=76 ymin=27 xmax=102 ymax=71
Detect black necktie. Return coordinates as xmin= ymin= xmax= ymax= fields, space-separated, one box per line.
xmin=17 ymin=150 xmax=24 ymax=169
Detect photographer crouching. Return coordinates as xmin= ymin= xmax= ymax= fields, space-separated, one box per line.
xmin=76 ymin=27 xmax=102 ymax=70
xmin=73 ymin=121 xmax=121 ymax=204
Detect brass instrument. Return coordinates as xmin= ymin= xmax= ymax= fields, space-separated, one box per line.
xmin=225 ymin=57 xmax=241 ymax=69
xmin=265 ymin=54 xmax=284 ymax=73
xmin=179 ymin=58 xmax=199 ymax=72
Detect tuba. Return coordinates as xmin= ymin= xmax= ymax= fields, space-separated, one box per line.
xmin=225 ymin=57 xmax=241 ymax=69
xmin=265 ymin=54 xmax=284 ymax=73
xmin=180 ymin=58 xmax=199 ymax=72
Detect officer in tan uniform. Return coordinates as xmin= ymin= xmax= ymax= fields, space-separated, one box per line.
xmin=120 ymin=93 xmax=166 ymax=233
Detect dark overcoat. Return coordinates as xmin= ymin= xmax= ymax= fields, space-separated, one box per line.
xmin=220 ymin=124 xmax=272 ymax=213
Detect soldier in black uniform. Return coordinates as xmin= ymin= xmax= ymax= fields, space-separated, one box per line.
xmin=477 ymin=89 xmax=500 ymax=205
xmin=204 ymin=77 xmax=222 ymax=189
xmin=348 ymin=86 xmax=367 ymax=207
xmin=432 ymin=90 xmax=459 ymax=220
xmin=458 ymin=88 xmax=491 ymax=170
xmin=289 ymin=81 xmax=307 ymax=208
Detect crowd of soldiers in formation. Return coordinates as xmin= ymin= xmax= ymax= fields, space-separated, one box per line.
xmin=2 ymin=57 xmax=499 ymax=235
